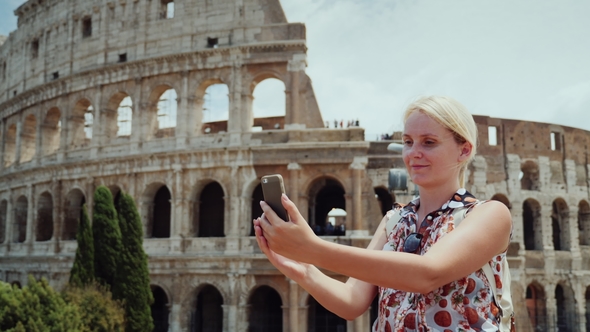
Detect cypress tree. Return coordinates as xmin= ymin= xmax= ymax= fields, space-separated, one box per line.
xmin=92 ymin=186 xmax=122 ymax=289
xmin=113 ymin=192 xmax=154 ymax=332
xmin=69 ymin=204 xmax=94 ymax=287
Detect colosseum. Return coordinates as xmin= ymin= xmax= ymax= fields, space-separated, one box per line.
xmin=0 ymin=0 xmax=589 ymax=331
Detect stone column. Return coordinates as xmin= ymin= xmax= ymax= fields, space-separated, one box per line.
xmin=289 ymin=279 xmax=299 ymax=332
xmin=33 ymin=109 xmax=42 ymax=166
xmin=4 ymin=190 xmax=12 ymax=253
xmin=564 ymin=159 xmax=577 ymax=193
xmin=228 ymin=59 xmax=244 ymax=134
xmin=25 ymin=185 xmax=34 ymax=253
xmin=544 ymin=283 xmax=557 ymax=330
xmin=287 ymin=163 xmax=301 ymax=208
xmin=226 ymin=166 xmax=241 ymax=253
xmin=176 ymin=71 xmax=190 ymax=147
xmin=57 ymin=100 xmax=68 ymax=163
xmin=542 ymin=204 xmax=555 ymax=274
xmin=169 ymin=302 xmax=182 ymax=332
xmin=349 ymin=157 xmax=368 ymax=236
xmin=170 ymin=165 xmax=186 ymax=253
xmin=14 ymin=119 xmax=22 ymax=166
xmin=505 ymin=154 xmax=521 ymax=195
xmin=130 ymin=78 xmax=143 ymax=151
xmin=52 ymin=179 xmax=62 ymax=253
xmin=85 ymin=176 xmax=95 ymax=225
xmin=90 ymin=87 xmax=102 ymax=159
xmin=286 ymin=54 xmax=307 ymax=125
xmin=190 ymin=96 xmax=204 ymax=137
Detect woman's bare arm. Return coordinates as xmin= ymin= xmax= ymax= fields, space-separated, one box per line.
xmin=259 ymin=195 xmax=511 ymax=294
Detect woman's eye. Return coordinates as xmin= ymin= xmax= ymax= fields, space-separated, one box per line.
xmin=403 ymin=140 xmax=412 ymax=145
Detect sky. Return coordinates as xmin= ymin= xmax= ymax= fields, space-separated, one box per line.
xmin=2 ymin=0 xmax=590 ymax=140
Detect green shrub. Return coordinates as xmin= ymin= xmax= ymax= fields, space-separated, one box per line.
xmin=63 ymin=282 xmax=126 ymax=332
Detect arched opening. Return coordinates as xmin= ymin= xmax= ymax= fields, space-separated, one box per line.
xmin=36 ymin=192 xmax=53 ymax=242
xmin=308 ymin=177 xmax=345 ymax=236
xmin=250 ymin=183 xmax=263 ymax=236
xmin=116 ymin=96 xmax=133 ymax=137
xmin=198 ymin=182 xmax=225 ymax=237
xmin=157 ymin=88 xmax=177 ymax=132
xmin=523 ymin=199 xmax=542 ymax=250
xmin=71 ymin=99 xmax=94 ymax=147
xmin=42 ymin=107 xmax=61 ymax=156
xmin=552 ymin=198 xmax=570 ymax=251
xmin=490 ymin=193 xmax=512 ymax=210
xmin=152 ymin=186 xmax=171 ymax=238
xmin=374 ymin=187 xmax=394 ymax=216
xmin=11 ymin=281 xmax=22 ymax=288
xmin=20 ymin=114 xmax=37 ymax=163
xmin=201 ymin=84 xmax=229 ymax=134
xmin=251 ymin=78 xmax=286 ymax=131
xmin=521 ymin=160 xmax=540 ymax=191
xmin=555 ymin=284 xmax=576 ymax=331
xmin=0 ymin=200 xmax=7 ymax=244
xmin=151 ymin=286 xmax=170 ymax=332
xmin=63 ymin=189 xmax=86 ymax=240
xmin=585 ymin=286 xmax=590 ymax=332
xmin=526 ymin=283 xmax=546 ymax=330
xmin=307 ymin=295 xmax=346 ymax=332
xmin=13 ymin=196 xmax=27 ymax=243
xmin=4 ymin=124 xmax=17 ymax=166
xmin=248 ymin=285 xmax=283 ymax=332
xmin=192 ymin=285 xmax=223 ymax=332
xmin=579 ymin=200 xmax=590 ymax=246
xmin=104 ymin=92 xmax=131 ymax=140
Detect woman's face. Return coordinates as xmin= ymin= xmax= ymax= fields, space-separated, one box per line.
xmin=402 ymin=111 xmax=470 ymax=189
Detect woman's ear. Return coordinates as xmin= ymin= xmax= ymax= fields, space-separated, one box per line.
xmin=458 ymin=142 xmax=472 ymax=161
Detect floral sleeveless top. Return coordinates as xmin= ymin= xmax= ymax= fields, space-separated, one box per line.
xmin=372 ymin=189 xmax=507 ymax=332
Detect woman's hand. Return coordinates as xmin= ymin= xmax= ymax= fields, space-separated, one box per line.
xmin=257 ymin=194 xmax=321 ymax=264
xmin=253 ymin=217 xmax=311 ymax=281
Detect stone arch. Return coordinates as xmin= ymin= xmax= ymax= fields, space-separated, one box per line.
xmin=105 ymin=91 xmax=132 ymax=139
xmin=578 ymin=200 xmax=590 ymax=246
xmin=247 ymin=285 xmax=283 ymax=332
xmin=521 ymin=160 xmax=540 ymax=191
xmin=151 ymin=284 xmax=171 ymax=332
xmin=4 ymin=123 xmax=17 ymax=167
xmin=195 ymin=181 xmax=225 ymax=237
xmin=63 ymin=188 xmax=86 ymax=240
xmin=198 ymin=79 xmax=230 ymax=134
xmin=526 ymin=281 xmax=547 ymax=330
xmin=0 ymin=199 xmax=7 ymax=244
xmin=251 ymin=74 xmax=287 ymax=131
xmin=306 ymin=175 xmax=346 ymax=235
xmin=36 ymin=191 xmax=53 ymax=242
xmin=190 ymin=283 xmax=224 ymax=332
xmin=551 ymin=198 xmax=570 ymax=251
xmin=307 ymin=293 xmax=347 ymax=332
xmin=71 ymin=98 xmax=94 ymax=147
xmin=13 ymin=195 xmax=27 ymax=243
xmin=374 ymin=186 xmax=394 ymax=216
xmin=490 ymin=193 xmax=512 ymax=210
xmin=523 ymin=198 xmax=542 ymax=250
xmin=141 ymin=183 xmax=171 ymax=238
xmin=20 ymin=113 xmax=36 ymax=163
xmin=147 ymin=84 xmax=178 ymax=139
xmin=555 ymin=283 xmax=576 ymax=331
xmin=41 ymin=107 xmax=60 ymax=156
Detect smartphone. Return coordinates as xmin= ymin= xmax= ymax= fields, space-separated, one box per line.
xmin=261 ymin=174 xmax=289 ymax=221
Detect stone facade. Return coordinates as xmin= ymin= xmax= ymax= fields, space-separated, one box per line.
xmin=0 ymin=0 xmax=589 ymax=331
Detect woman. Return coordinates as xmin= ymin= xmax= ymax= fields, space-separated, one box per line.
xmin=253 ymin=96 xmax=512 ymax=331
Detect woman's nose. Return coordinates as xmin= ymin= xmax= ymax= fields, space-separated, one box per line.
xmin=404 ymin=145 xmax=422 ymax=158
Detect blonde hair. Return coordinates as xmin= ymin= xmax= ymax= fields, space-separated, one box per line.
xmin=403 ymin=96 xmax=477 ymax=187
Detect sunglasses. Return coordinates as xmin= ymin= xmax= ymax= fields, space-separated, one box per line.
xmin=403 ymin=233 xmax=423 ymax=254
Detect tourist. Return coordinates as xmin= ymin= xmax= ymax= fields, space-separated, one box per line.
xmin=253 ymin=95 xmax=512 ymax=331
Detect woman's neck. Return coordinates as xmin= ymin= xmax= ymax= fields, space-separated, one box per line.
xmin=416 ymin=182 xmax=462 ymax=218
